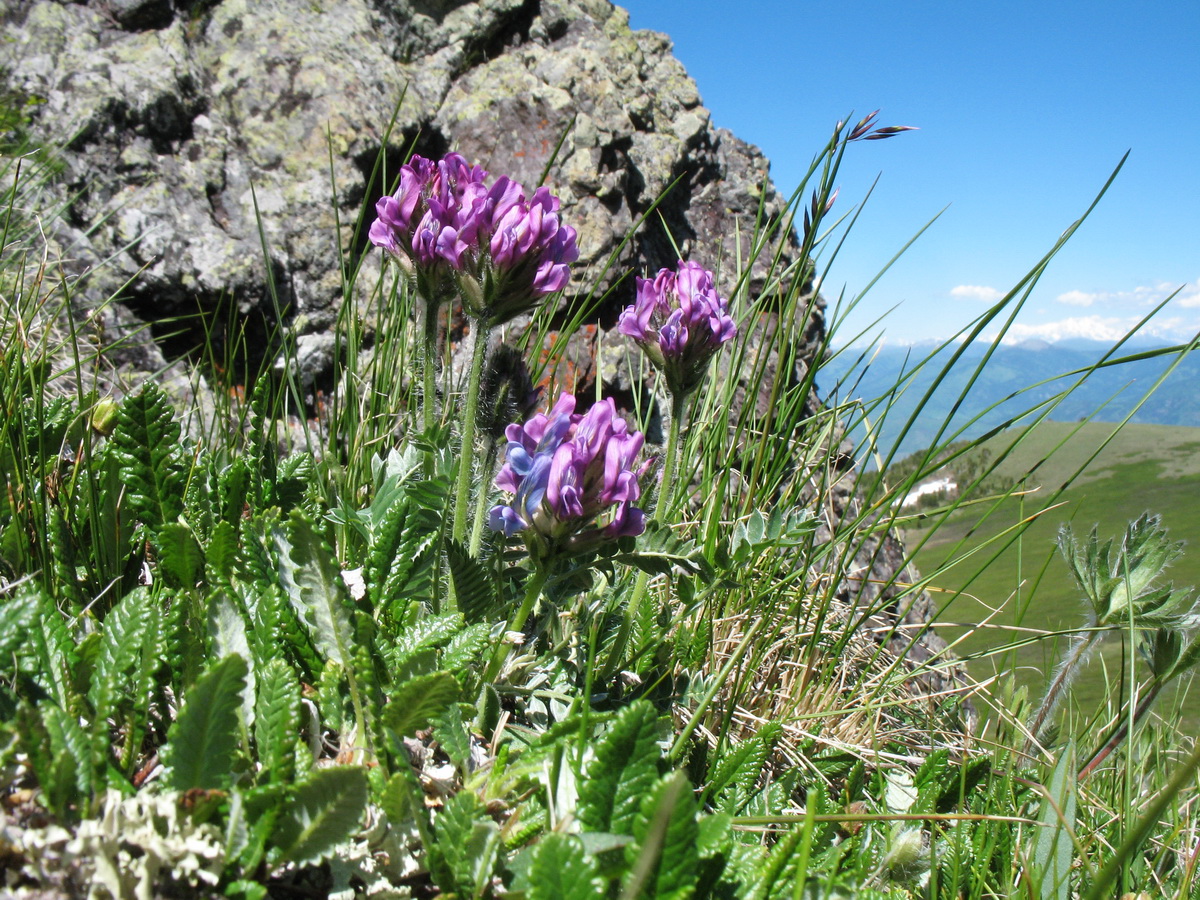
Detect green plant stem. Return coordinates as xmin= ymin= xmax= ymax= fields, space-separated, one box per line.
xmin=481 ymin=563 xmax=549 ymax=685
xmin=468 ymin=435 xmax=499 ymax=557
xmin=451 ymin=321 xmax=491 ymax=548
xmin=1081 ymin=734 xmax=1200 ymax=900
xmin=669 ymin=614 xmax=765 ymax=762
xmin=601 ymin=389 xmax=689 ymax=681
xmin=1077 ymin=679 xmax=1165 ymax=781
xmin=1026 ymin=628 xmax=1103 ymax=755
xmin=654 ymin=390 xmax=687 ymax=520
xmin=420 ymin=297 xmax=441 ymax=439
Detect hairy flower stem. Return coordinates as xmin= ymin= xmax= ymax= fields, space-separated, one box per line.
xmin=602 ymin=390 xmax=689 ymax=680
xmin=655 ymin=391 xmax=687 ymax=520
xmin=481 ymin=563 xmax=550 ymax=685
xmin=420 ymin=297 xmax=441 ymax=440
xmin=1026 ymin=627 xmax=1104 ymax=755
xmin=1078 ymin=680 xmax=1165 ymax=780
xmin=452 ymin=323 xmax=491 ymax=548
xmin=468 ymin=434 xmax=499 ymax=557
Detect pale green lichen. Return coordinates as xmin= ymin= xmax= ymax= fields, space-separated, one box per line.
xmin=1 ymin=789 xmax=224 ymax=900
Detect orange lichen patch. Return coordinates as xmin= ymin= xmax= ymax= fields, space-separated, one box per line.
xmin=534 ymin=324 xmax=598 ymax=400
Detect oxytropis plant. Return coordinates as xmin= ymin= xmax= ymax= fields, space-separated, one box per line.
xmin=367 ymin=152 xmax=739 ymax=676
xmin=369 ymin=152 xmax=580 ymax=555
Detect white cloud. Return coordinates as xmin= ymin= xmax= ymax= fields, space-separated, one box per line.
xmin=1002 ymin=316 xmax=1131 ymax=343
xmin=997 ymin=314 xmax=1198 ymax=345
xmin=950 ymin=284 xmax=1003 ymax=302
xmin=1052 ymin=279 xmax=1200 ymax=309
xmin=1056 ymin=289 xmax=1099 ymax=307
xmin=1176 ymin=279 xmax=1200 ymax=308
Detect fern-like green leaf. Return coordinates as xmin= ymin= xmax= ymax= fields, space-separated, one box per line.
xmin=367 ymin=495 xmax=441 ymax=611
xmin=218 ymin=458 xmax=252 ymax=523
xmin=447 ymin=539 xmax=496 ymax=621
xmin=379 ymin=767 xmax=423 ymax=825
xmin=384 ymin=671 xmax=460 ymax=741
xmin=429 ymin=789 xmax=502 ymax=898
xmin=205 ymin=520 xmax=239 ymax=585
xmin=273 ymin=453 xmax=317 ymax=512
xmin=30 ymin=590 xmax=79 ymax=713
xmin=88 ymin=587 xmax=153 ymax=725
xmin=109 ymin=381 xmax=187 ymax=531
xmin=0 ymin=586 xmax=39 ymax=679
xmin=578 ymin=700 xmax=662 ymax=835
xmin=388 ymin=614 xmax=466 ymax=681
xmin=184 ymin=450 xmax=216 ymax=541
xmin=623 ymin=771 xmax=699 ymax=900
xmin=272 ymin=765 xmax=368 ymax=865
xmin=275 ymin=510 xmax=355 ymax=667
xmin=439 ymin=623 xmax=492 ymax=677
xmin=209 ymin=591 xmax=257 ymax=724
xmin=254 ymin=659 xmax=300 ymax=784
xmin=705 ymin=723 xmax=779 ymax=810
xmin=42 ymin=701 xmax=95 ymax=799
xmin=433 ymin=702 xmax=471 ymax=770
xmin=528 ymin=833 xmax=605 ymax=900
xmin=164 ymin=653 xmax=248 ymax=791
xmin=156 ymin=522 xmax=205 ymax=588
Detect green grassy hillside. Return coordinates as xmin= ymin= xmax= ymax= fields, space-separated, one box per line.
xmin=906 ymin=421 xmax=1200 ymax=726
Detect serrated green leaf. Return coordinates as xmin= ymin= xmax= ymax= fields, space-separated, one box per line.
xmin=165 ymin=653 xmax=248 ymax=791
xmin=447 ymin=539 xmax=497 ymax=621
xmin=0 ymin=587 xmax=38 ymax=677
xmin=316 ymin=660 xmax=347 ymax=734
xmin=109 ymin=381 xmax=187 ymax=531
xmin=275 ymin=510 xmax=355 ymax=667
xmin=209 ymin=591 xmax=256 ymax=725
xmin=695 ymin=812 xmax=731 ymax=862
xmin=273 ymin=765 xmax=368 ymax=865
xmin=42 ymin=702 xmax=94 ymax=798
xmin=390 ymin=613 xmax=466 ymax=679
xmin=205 ymin=520 xmax=239 ymax=584
xmin=156 ymin=522 xmax=205 ymax=588
xmin=430 ymin=790 xmax=502 ymax=897
xmin=528 ymin=833 xmax=605 ymax=900
xmin=578 ymin=700 xmax=662 ymax=835
xmin=385 ymin=671 xmax=460 ymax=740
xmin=218 ymin=458 xmax=252 ymax=523
xmin=30 ymin=593 xmax=78 ymax=713
xmin=440 ymin=622 xmax=492 ymax=674
xmin=88 ymin=587 xmax=155 ymax=726
xmin=623 ymin=771 xmax=699 ymax=900
xmin=274 ymin=453 xmax=316 ymax=512
xmin=379 ymin=767 xmax=423 ymax=824
xmin=434 ymin=702 xmax=471 ymax=769
xmin=255 ymin=659 xmax=299 ymax=783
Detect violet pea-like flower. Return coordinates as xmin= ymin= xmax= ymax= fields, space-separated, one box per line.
xmin=617 ymin=260 xmax=737 ymax=398
xmin=368 ymin=152 xmax=489 ymax=277
xmin=460 ymin=183 xmax=580 ymax=326
xmin=488 ymin=393 xmax=648 ymax=555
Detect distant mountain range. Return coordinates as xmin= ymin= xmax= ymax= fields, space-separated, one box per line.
xmin=817 ymin=338 xmax=1200 ymax=460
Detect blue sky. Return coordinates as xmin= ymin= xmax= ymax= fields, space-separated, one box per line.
xmin=622 ymin=1 xmax=1199 ymax=345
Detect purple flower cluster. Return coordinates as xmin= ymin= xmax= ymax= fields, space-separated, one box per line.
xmin=487 ymin=393 xmax=648 ymax=551
xmin=369 ymin=153 xmax=578 ymax=322
xmin=368 ymin=153 xmax=487 ymax=272
xmin=617 ymin=260 xmax=737 ymax=397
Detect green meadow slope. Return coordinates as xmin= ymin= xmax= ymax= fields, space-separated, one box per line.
xmin=906 ymin=421 xmax=1200 ymax=726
